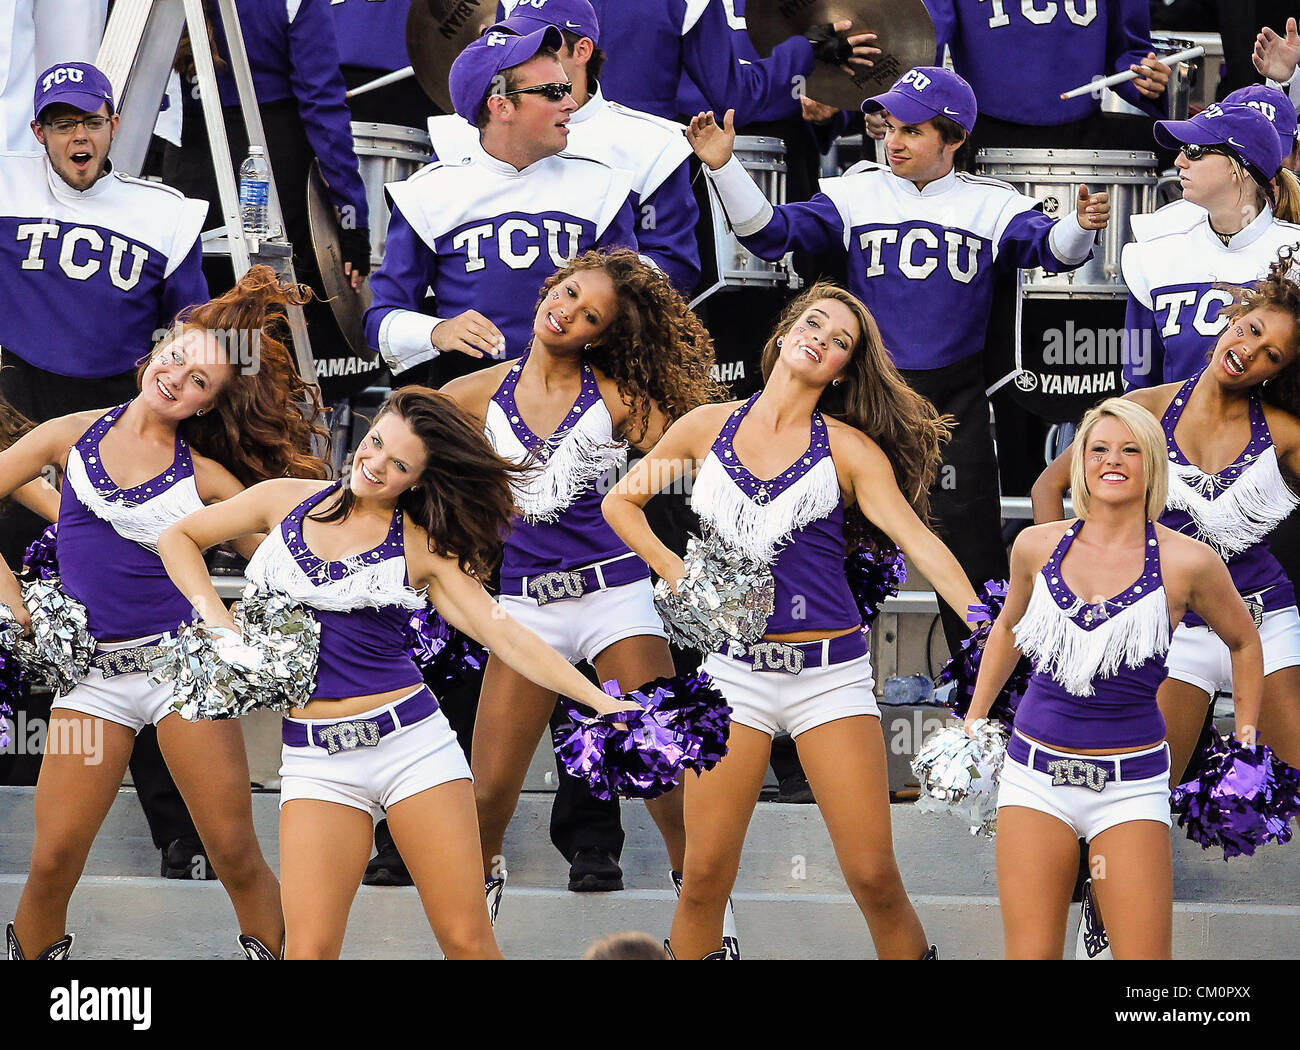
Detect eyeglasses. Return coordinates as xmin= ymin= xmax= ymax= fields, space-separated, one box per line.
xmin=1179 ymin=142 xmax=1232 ymax=162
xmin=43 ymin=115 xmax=110 ymax=134
xmin=501 ymin=82 xmax=573 ymax=103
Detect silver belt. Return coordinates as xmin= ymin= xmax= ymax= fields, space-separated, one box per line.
xmin=92 ymin=644 xmax=165 ymax=679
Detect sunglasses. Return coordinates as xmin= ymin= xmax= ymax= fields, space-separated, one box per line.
xmin=502 ymin=81 xmax=573 ymax=103
xmin=1179 ymin=142 xmax=1233 ymax=162
xmin=43 ymin=115 xmax=110 ymax=134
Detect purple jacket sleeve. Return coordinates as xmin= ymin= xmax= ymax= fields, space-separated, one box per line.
xmin=287 ymin=0 xmax=370 ymax=227
xmin=1122 ymin=295 xmax=1165 ymax=389
xmin=682 ymin=2 xmax=815 ymax=128
xmin=997 ymin=209 xmax=1093 ymax=274
xmin=596 ymin=197 xmax=640 ymax=253
xmin=364 ymin=207 xmax=436 ymax=352
xmin=634 ymin=163 xmax=701 ymax=294
xmin=1107 ymin=0 xmax=1166 ymax=120
xmin=159 ymin=239 xmax=210 ymax=329
xmin=734 ymin=193 xmax=845 ymax=260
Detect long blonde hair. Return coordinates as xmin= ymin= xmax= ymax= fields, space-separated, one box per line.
xmin=1069 ymin=398 xmax=1168 ymax=521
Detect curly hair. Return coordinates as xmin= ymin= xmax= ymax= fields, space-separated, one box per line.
xmin=535 ymin=250 xmax=725 ymax=443
xmin=0 ymin=399 xmax=33 ymax=452
xmin=1217 ymin=243 xmax=1300 ymax=418
xmin=312 ymin=387 xmax=530 ymax=579
xmin=139 ymin=266 xmax=329 ymax=485
xmin=759 ymin=282 xmax=953 ymax=551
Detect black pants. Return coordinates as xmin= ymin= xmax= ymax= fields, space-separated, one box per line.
xmin=0 ymin=354 xmax=199 ymax=847
xmin=901 ymin=355 xmax=1010 ymax=654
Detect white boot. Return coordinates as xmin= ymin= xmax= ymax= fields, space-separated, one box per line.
xmin=7 ymin=921 xmax=74 ymax=960
xmin=485 ymin=872 xmax=507 ymax=927
xmin=669 ymin=870 xmax=741 ymax=960
xmin=1074 ymin=879 xmax=1113 ymax=960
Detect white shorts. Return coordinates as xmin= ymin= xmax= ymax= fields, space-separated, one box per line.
xmin=279 ymin=688 xmax=472 ymax=817
xmin=997 ymin=734 xmax=1172 ymax=842
xmin=50 ymin=635 xmax=176 ymax=734
xmin=1166 ymin=606 xmax=1300 ymax=696
xmin=498 ymin=576 xmax=666 ymax=666
xmin=701 ymin=644 xmax=879 ymax=740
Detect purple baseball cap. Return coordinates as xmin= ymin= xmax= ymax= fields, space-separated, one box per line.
xmin=1223 ymin=84 xmax=1298 ymax=152
xmin=33 ymin=61 xmax=113 ymax=122
xmin=495 ymin=0 xmax=599 ymax=45
xmin=1155 ymin=102 xmax=1285 ymax=180
xmin=861 ymin=67 xmax=977 ymax=133
xmin=448 ymin=24 xmax=564 ymax=124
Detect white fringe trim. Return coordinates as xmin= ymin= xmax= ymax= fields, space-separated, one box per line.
xmin=1165 ymin=449 xmax=1300 ymax=558
xmin=64 ymin=446 xmax=204 ymax=551
xmin=691 ymin=452 xmax=840 ymax=565
xmin=484 ymin=399 xmax=626 ymax=523
xmin=244 ymin=527 xmax=427 ymax=612
xmin=1013 ymin=574 xmax=1169 ymax=697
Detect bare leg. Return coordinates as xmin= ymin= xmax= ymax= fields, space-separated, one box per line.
xmin=1156 ymin=678 xmax=1212 ymax=786
xmin=668 ymin=724 xmax=771 ymax=959
xmin=470 ymin=654 xmax=559 ymax=877
xmin=387 ymin=779 xmax=503 ymax=959
xmin=1259 ymin=665 xmax=1300 ymax=768
xmin=157 ymin=713 xmax=283 ymax=951
xmin=592 ymin=634 xmax=684 ymax=871
xmin=279 ymin=799 xmax=373 ymax=959
xmin=795 ymin=715 xmax=927 ymax=959
xmin=1088 ymin=820 xmax=1173 ymax=960
xmin=996 ymin=806 xmax=1082 ymax=959
xmin=13 ymin=712 xmax=134 ymax=955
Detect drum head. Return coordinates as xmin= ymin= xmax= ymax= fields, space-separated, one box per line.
xmin=307 ymin=160 xmax=376 ymax=362
xmin=407 ymin=0 xmax=498 ymax=115
xmin=745 ymin=0 xmax=936 ymax=112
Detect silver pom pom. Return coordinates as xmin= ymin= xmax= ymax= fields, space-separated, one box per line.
xmin=150 ymin=587 xmax=320 ymax=719
xmin=653 ymin=530 xmax=776 ymax=652
xmin=911 ymin=719 xmax=1008 ymax=838
xmin=0 ymin=579 xmax=95 ymax=695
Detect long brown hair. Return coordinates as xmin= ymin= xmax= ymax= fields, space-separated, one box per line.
xmin=1219 ymin=243 xmax=1300 ymax=419
xmin=536 ymin=250 xmax=725 ymax=443
xmin=0 ymin=399 xmax=33 ymax=452
xmin=311 ymin=386 xmax=528 ymax=579
xmin=1274 ymin=168 xmax=1300 ymax=223
xmin=760 ymin=283 xmax=952 ymax=548
xmin=139 ymin=265 xmax=329 ymax=484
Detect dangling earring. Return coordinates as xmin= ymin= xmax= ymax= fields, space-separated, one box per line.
xmin=832 ymin=378 xmax=842 ymax=387
xmin=584 ymin=343 xmax=593 ymax=351
xmin=195 ymin=409 xmax=206 ymax=417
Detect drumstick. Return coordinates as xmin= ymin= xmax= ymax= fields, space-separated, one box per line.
xmin=346 ymin=66 xmax=415 ymax=99
xmin=1058 ymin=46 xmax=1204 ymax=100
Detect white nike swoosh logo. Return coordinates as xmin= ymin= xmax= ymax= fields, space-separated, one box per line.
xmin=1228 ymin=137 xmax=1244 ymax=149
xmin=943 ymin=107 xmax=959 ymax=115
xmin=566 ymin=20 xmax=581 ymax=28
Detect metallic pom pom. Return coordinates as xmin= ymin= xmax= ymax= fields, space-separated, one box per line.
xmin=22 ymin=523 xmax=59 ymax=581
xmin=937 ymin=580 xmax=1029 ymax=724
xmin=845 ymin=542 xmax=906 ymax=630
xmin=404 ymin=607 xmax=486 ymax=688
xmin=630 ymin=671 xmax=731 ymax=773
xmin=1171 ymin=731 xmax=1300 ymax=860
xmin=653 ymin=530 xmax=775 ymax=653
xmin=0 ymin=579 xmax=96 ymax=695
xmin=911 ymin=719 xmax=1008 ymax=838
xmin=150 ymin=588 xmax=320 ymax=720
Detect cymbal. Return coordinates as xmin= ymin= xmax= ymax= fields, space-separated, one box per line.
xmin=407 ymin=0 xmax=498 ymax=114
xmin=745 ymin=0 xmax=936 ymax=112
xmin=306 ymin=160 xmax=376 ymax=361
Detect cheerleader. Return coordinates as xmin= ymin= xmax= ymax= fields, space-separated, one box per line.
xmin=1122 ymin=101 xmax=1300 ymax=389
xmin=4 ymin=267 xmax=327 ymax=960
xmin=973 ymin=398 xmax=1261 ymax=959
xmin=604 ymin=283 xmax=979 ymax=960
xmin=157 ymin=387 xmax=644 ymax=960
xmin=1034 ymin=250 xmax=1300 ymax=781
xmin=440 ymin=250 xmax=722 ymax=931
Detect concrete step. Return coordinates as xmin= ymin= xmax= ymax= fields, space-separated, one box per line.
xmin=1 ymin=875 xmax=1295 ymax=959
xmin=3 ymin=786 xmax=1297 ymax=905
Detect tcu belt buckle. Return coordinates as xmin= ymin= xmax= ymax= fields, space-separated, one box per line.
xmin=93 ymin=645 xmax=164 ymax=680
xmin=316 ymin=720 xmax=382 ymax=755
xmin=1045 ymin=758 xmax=1110 ymax=792
xmin=1244 ymin=595 xmax=1265 ymax=629
xmin=527 ymin=570 xmax=586 ymax=605
xmin=748 ymin=641 xmax=805 ymax=675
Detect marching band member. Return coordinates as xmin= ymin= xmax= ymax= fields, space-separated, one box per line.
xmin=973 ymin=398 xmax=1261 ymax=960
xmin=604 ymin=283 xmax=978 ymax=960
xmin=157 ymin=387 xmax=642 ymax=959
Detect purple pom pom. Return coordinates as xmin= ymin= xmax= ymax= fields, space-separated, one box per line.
xmin=936 ymin=579 xmax=1029 ymax=724
xmin=629 ymin=672 xmax=731 ymax=773
xmin=404 ymin=608 xmax=486 ymax=689
xmin=22 ymin=524 xmax=58 ymax=581
xmin=1170 ymin=731 xmax=1300 ymax=859
xmin=845 ymin=543 xmax=906 ymax=630
xmin=0 ymin=700 xmax=11 ymax=751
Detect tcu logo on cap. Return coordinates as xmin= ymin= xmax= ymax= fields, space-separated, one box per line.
xmin=41 ymin=66 xmax=85 ymax=92
xmin=899 ymin=69 xmax=932 ymax=92
xmin=485 ymin=30 xmax=511 ymax=46
xmin=517 ymin=0 xmax=552 ymax=8
xmin=1246 ymin=100 xmax=1278 ymax=122
xmin=1203 ymin=103 xmax=1225 ymax=119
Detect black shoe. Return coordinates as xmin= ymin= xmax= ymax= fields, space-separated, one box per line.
xmin=774 ymin=775 xmax=815 ymax=804
xmin=567 ymin=848 xmax=623 ymax=892
xmin=161 ymin=836 xmax=217 ymax=880
xmin=362 ymin=819 xmax=413 ymax=887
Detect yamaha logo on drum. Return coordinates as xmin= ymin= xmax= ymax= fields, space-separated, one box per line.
xmin=1013 ymin=370 xmax=1038 ymax=392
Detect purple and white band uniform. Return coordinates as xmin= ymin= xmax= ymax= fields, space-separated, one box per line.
xmin=925 ymin=0 xmax=1167 ymax=127
xmin=181 ymin=0 xmax=368 ymax=231
xmin=0 ymin=63 xmax=207 ymax=380
xmin=329 ymin=0 xmax=411 ymax=74
xmin=363 ymin=28 xmax=639 ymax=372
xmin=704 ymin=67 xmax=1097 ymax=372
xmin=1157 ymin=372 xmax=1300 ymax=689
